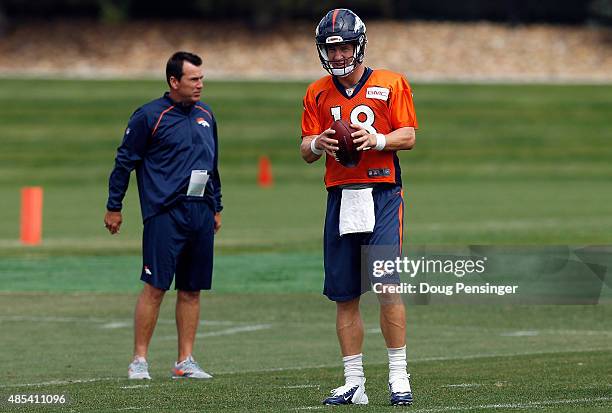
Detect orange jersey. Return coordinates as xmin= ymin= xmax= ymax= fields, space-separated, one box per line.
xmin=301 ymin=68 xmax=418 ymax=188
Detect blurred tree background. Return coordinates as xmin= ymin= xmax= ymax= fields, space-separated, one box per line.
xmin=1 ymin=0 xmax=612 ymax=30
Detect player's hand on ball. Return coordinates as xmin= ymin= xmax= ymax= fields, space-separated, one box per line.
xmin=316 ymin=128 xmax=339 ymax=157
xmin=104 ymin=211 xmax=122 ymax=235
xmin=350 ymin=124 xmax=376 ymax=151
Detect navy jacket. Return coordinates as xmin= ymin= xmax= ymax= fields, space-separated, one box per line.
xmin=107 ymin=93 xmax=222 ymax=221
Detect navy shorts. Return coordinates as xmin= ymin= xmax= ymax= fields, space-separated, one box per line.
xmin=324 ymin=184 xmax=404 ymax=302
xmin=141 ymin=200 xmax=215 ymax=291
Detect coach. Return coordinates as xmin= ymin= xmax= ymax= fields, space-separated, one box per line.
xmin=104 ymin=51 xmax=222 ymax=380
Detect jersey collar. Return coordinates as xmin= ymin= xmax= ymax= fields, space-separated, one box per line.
xmin=332 ymin=67 xmax=373 ymax=100
xmin=163 ymin=92 xmax=196 ymax=113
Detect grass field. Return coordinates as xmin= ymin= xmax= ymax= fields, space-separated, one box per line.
xmin=0 ymin=78 xmax=611 ymax=412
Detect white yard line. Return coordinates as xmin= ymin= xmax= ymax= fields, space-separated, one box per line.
xmin=499 ymin=330 xmax=540 ymax=337
xmin=407 ymin=347 xmax=612 ymax=363
xmin=0 ymin=315 xmax=114 ymax=324
xmin=101 ymin=321 xmax=132 ymax=329
xmin=6 ymin=316 xmax=611 ymax=338
xmin=280 ymin=384 xmax=320 ymax=389
xmin=225 ymin=364 xmax=334 ymax=375
xmin=2 ymin=347 xmax=610 ymax=388
xmin=293 ymin=396 xmax=612 ymax=412
xmin=0 ymin=315 xmax=239 ymax=326
xmin=157 ymin=324 xmax=272 ymax=341
xmin=543 ymin=329 xmax=612 ymax=337
xmin=442 ymin=383 xmax=484 ymax=388
xmin=198 ymin=324 xmax=272 ymax=337
xmin=223 ymin=346 xmax=612 ymax=375
xmin=409 ymin=397 xmax=612 ymax=412
xmin=0 ymin=377 xmax=117 ymax=388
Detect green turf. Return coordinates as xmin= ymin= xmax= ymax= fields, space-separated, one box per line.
xmin=0 ymin=80 xmax=611 ymax=254
xmin=0 ymin=293 xmax=611 ymax=412
xmin=1 ymin=79 xmax=611 ymax=411
xmin=0 ymin=253 xmax=324 ymax=293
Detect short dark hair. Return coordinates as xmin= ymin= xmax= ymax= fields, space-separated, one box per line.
xmin=166 ymin=51 xmax=202 ymax=86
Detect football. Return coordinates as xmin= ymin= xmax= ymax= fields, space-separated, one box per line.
xmin=331 ymin=119 xmax=361 ymax=168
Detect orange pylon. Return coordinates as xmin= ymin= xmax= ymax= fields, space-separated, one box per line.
xmin=20 ymin=187 xmax=43 ymax=245
xmin=258 ymin=156 xmax=273 ymax=187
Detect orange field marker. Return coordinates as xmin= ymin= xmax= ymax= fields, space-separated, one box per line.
xmin=20 ymin=187 xmax=43 ymax=245
xmin=258 ymin=156 xmax=273 ymax=188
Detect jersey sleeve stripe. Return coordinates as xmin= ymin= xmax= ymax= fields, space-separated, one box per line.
xmin=195 ymin=105 xmax=212 ymax=119
xmin=151 ymin=105 xmax=175 ymax=136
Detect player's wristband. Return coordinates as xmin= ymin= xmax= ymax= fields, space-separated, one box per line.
xmin=374 ymin=133 xmax=386 ymax=151
xmin=310 ymin=137 xmax=324 ymax=156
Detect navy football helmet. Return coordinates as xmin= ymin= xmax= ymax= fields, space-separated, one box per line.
xmin=315 ymin=9 xmax=367 ymax=77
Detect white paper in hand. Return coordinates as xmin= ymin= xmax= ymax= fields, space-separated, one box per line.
xmin=187 ymin=170 xmax=209 ymax=197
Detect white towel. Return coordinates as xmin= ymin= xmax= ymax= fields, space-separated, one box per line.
xmin=339 ymin=188 xmax=376 ymax=236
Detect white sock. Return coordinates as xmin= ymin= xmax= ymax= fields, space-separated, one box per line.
xmin=388 ymin=346 xmax=409 ymax=384
xmin=133 ymin=356 xmax=146 ymax=363
xmin=343 ymin=353 xmax=365 ymax=386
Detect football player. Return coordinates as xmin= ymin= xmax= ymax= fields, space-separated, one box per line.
xmin=300 ymin=9 xmax=418 ymax=406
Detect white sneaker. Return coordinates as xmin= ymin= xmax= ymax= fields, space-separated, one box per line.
xmin=128 ymin=358 xmax=151 ymax=380
xmin=322 ymin=378 xmax=368 ymax=405
xmin=171 ymin=355 xmax=212 ymax=379
xmin=389 ymin=375 xmax=413 ymax=405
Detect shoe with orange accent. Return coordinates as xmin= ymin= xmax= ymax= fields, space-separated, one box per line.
xmin=171 ymin=355 xmax=212 ymax=379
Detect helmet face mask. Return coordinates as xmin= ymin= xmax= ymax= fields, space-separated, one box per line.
xmin=317 ymin=42 xmax=361 ymax=77
xmin=315 ymin=9 xmax=367 ymax=77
